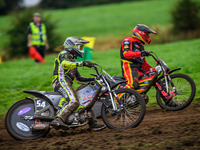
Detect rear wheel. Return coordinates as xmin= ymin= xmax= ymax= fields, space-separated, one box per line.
xmin=156 ymin=73 xmax=196 ymax=111
xmin=5 ymin=99 xmax=50 ymax=140
xmin=101 ymin=88 xmax=145 ymax=129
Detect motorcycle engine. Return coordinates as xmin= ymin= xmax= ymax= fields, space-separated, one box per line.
xmin=79 ymin=113 xmax=87 ymax=123
xmin=66 ymin=111 xmax=93 ymax=125
xmin=126 ymin=95 xmax=138 ymax=107
xmin=67 ymin=113 xmax=76 ymax=124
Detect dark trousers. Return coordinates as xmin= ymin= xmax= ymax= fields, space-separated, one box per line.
xmin=33 ymin=45 xmax=45 ymax=62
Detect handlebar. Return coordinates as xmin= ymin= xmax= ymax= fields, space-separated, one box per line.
xmin=149 ymin=52 xmax=159 ymax=62
xmin=92 ymin=63 xmax=101 ymax=75
xmin=89 ymin=52 xmax=159 ymax=75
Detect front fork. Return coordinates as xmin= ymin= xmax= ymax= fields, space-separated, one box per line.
xmin=109 ymin=91 xmax=118 ymax=111
xmin=156 ymin=74 xmax=177 ymax=99
xmin=101 ymin=90 xmax=122 ymax=112
xmin=101 ymin=75 xmax=121 ymax=111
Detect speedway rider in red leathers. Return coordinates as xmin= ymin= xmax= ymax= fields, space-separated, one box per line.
xmin=120 ymin=24 xmax=178 ymax=107
xmin=120 ymin=24 xmax=156 ymax=102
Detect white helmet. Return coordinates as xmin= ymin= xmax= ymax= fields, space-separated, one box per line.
xmin=63 ymin=37 xmax=89 ymax=58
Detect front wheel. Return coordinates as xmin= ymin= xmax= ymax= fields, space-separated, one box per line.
xmin=156 ymin=73 xmax=196 ymax=111
xmin=5 ymin=99 xmax=50 ymax=140
xmin=101 ymin=88 xmax=146 ymax=129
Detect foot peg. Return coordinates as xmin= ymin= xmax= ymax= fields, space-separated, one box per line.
xmin=142 ymin=94 xmax=149 ymax=104
xmin=50 ymin=118 xmax=69 ymax=129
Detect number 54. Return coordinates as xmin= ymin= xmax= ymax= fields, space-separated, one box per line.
xmin=36 ymin=100 xmax=46 ymax=108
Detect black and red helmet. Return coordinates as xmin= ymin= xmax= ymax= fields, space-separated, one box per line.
xmin=132 ymin=24 xmax=156 ymax=45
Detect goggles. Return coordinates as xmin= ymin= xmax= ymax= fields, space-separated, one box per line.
xmin=64 ymin=44 xmax=84 ymax=50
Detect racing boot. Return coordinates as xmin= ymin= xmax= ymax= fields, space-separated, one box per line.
xmin=141 ymin=94 xmax=149 ymax=104
xmin=51 ymin=117 xmax=69 ymax=128
xmin=157 ymin=81 xmax=179 ymax=107
xmin=88 ymin=110 xmax=106 ymax=131
xmin=88 ymin=120 xmax=106 ymax=131
xmin=51 ymin=101 xmax=79 ymax=127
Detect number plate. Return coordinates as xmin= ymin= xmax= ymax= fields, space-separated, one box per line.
xmin=35 ymin=99 xmax=49 ymax=111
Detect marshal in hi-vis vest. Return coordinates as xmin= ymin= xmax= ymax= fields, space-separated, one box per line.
xmin=30 ymin=22 xmax=46 ymax=46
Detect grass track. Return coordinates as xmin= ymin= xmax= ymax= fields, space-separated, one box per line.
xmin=0 ymin=38 xmax=200 ymax=115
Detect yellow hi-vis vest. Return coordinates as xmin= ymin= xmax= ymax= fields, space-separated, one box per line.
xmin=30 ymin=22 xmax=46 ymax=46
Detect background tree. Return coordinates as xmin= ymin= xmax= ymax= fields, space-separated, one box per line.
xmin=39 ymin=0 xmax=135 ymax=9
xmin=6 ymin=8 xmax=61 ymax=58
xmin=0 ymin=0 xmax=23 ymax=15
xmin=171 ymin=0 xmax=200 ymax=33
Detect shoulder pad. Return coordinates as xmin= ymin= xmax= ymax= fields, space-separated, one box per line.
xmin=132 ymin=38 xmax=142 ymax=43
xmin=123 ymin=37 xmax=132 ymax=41
xmin=60 ymin=50 xmax=67 ymax=54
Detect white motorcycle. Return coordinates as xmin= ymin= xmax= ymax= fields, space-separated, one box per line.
xmin=5 ymin=64 xmax=146 ymax=140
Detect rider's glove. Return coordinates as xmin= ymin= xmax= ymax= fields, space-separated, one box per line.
xmin=141 ymin=50 xmax=150 ymax=57
xmin=90 ymin=80 xmax=96 ymax=85
xmin=82 ymin=61 xmax=94 ymax=68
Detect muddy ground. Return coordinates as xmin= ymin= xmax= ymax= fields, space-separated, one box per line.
xmin=0 ymin=102 xmax=200 ymax=150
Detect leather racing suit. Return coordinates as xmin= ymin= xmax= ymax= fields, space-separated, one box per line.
xmin=52 ymin=50 xmax=94 ymax=121
xmin=120 ymin=37 xmax=154 ymax=92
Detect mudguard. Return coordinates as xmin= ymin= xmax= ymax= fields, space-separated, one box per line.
xmin=24 ymin=90 xmax=55 ymax=106
xmin=99 ymin=80 xmax=127 ymax=97
xmin=25 ymin=95 xmax=55 ymax=120
xmin=24 ymin=90 xmax=58 ymax=119
xmin=168 ymin=68 xmax=181 ymax=74
xmin=110 ymin=80 xmax=127 ymax=89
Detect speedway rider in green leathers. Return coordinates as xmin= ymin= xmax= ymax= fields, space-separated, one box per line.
xmin=51 ymin=37 xmax=106 ymax=131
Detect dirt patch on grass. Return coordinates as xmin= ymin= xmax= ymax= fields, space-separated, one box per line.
xmin=0 ymin=102 xmax=200 ymax=150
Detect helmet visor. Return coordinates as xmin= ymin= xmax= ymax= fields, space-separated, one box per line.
xmin=144 ymin=32 xmax=150 ymax=38
xmin=78 ymin=44 xmax=84 ymax=51
xmin=64 ymin=44 xmax=84 ymax=50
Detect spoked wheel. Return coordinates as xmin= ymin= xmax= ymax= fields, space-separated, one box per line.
xmin=101 ymin=88 xmax=145 ymax=129
xmin=156 ymin=73 xmax=196 ymax=111
xmin=5 ymin=99 xmax=50 ymax=140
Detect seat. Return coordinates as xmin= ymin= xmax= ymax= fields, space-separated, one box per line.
xmin=112 ymin=75 xmax=125 ymax=81
xmin=45 ymin=91 xmax=61 ymax=95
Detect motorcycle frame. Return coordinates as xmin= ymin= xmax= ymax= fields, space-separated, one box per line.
xmin=23 ymin=65 xmax=127 ymax=121
xmin=93 ymin=66 xmax=126 ymax=111
xmin=140 ymin=53 xmax=181 ymax=99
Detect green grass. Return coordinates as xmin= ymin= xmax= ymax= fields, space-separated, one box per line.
xmin=0 ymin=38 xmax=200 ymax=115
xmin=47 ymin=0 xmax=176 ymax=38
xmin=0 ymin=0 xmax=178 ymax=51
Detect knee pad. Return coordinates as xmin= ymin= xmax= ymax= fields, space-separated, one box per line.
xmin=68 ymin=101 xmax=79 ymax=111
xmin=133 ymin=82 xmax=139 ymax=89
